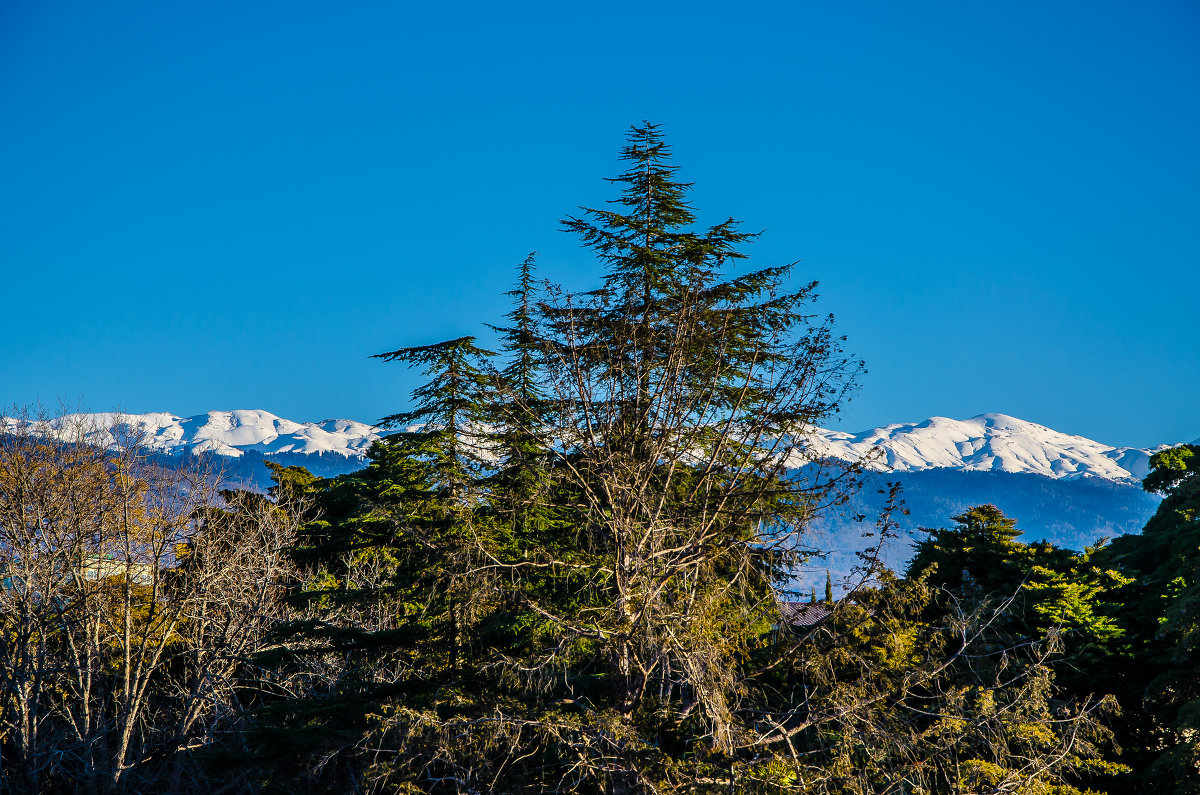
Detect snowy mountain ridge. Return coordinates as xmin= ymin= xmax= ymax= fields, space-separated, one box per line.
xmin=803 ymin=413 xmax=1171 ymax=483
xmin=3 ymin=409 xmax=384 ymax=460
xmin=4 ymin=410 xmax=1180 ymax=484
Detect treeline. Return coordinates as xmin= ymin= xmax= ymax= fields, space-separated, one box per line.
xmin=184 ymin=447 xmax=368 ymax=490
xmin=806 ymin=467 xmax=1162 ymax=578
xmin=2 ymin=125 xmax=1197 ymax=793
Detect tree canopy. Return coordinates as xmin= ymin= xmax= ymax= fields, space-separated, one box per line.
xmin=244 ymin=124 xmax=1123 ymax=794
xmin=1 ymin=124 xmax=1151 ymax=794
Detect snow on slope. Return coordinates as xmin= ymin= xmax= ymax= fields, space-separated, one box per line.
xmin=6 ymin=410 xmax=1178 ymax=484
xmin=803 ymin=413 xmax=1167 ymax=482
xmin=4 ymin=410 xmax=384 ymax=459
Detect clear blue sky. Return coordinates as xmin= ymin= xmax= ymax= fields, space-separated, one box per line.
xmin=2 ymin=0 xmax=1197 ymax=448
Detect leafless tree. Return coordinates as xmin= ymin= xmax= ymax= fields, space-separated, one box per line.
xmin=0 ymin=408 xmax=300 ymax=793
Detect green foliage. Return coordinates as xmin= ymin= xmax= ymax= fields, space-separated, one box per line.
xmin=1022 ymin=544 xmax=1132 ymax=651
xmin=1094 ymin=445 xmax=1200 ymax=792
xmin=245 ymin=125 xmax=1124 ymax=794
xmin=907 ymin=504 xmax=1026 ymax=594
xmin=6 ymin=127 xmax=1157 ymax=794
xmin=263 ymin=459 xmax=323 ymax=506
xmin=902 ymin=455 xmax=1200 ymax=794
xmin=761 ymin=571 xmax=1122 ymax=795
xmin=908 ymin=505 xmax=1132 ymax=694
xmin=374 ymin=335 xmax=497 ymax=495
xmin=1143 ymin=444 xmax=1200 ymax=496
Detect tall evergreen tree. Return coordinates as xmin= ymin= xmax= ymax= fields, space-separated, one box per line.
xmin=373 ymin=335 xmax=497 ymax=500
xmin=252 ymin=336 xmax=500 ymax=789
xmin=474 ymin=121 xmax=871 ymax=791
xmin=485 ymin=253 xmax=557 ymax=534
xmin=246 ymin=124 xmax=1119 ymax=795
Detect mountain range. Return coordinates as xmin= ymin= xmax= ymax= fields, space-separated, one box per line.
xmin=8 ymin=409 xmax=384 ymax=460
xmin=16 ymin=408 xmax=1176 ymax=485
xmin=11 ymin=409 xmax=1184 ymax=583
xmin=805 ymin=413 xmax=1173 ymax=482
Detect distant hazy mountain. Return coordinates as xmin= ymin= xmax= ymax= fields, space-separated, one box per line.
xmin=13 ymin=409 xmax=1180 ymax=582
xmin=799 ymin=468 xmax=1164 ymax=592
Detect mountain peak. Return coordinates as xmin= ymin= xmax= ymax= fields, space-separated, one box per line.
xmin=808 ymin=413 xmax=1170 ymax=482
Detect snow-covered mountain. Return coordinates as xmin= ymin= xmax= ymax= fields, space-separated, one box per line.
xmin=6 ymin=410 xmax=1178 ymax=485
xmin=804 ymin=413 xmax=1169 ymax=483
xmin=4 ymin=409 xmax=384 ymax=461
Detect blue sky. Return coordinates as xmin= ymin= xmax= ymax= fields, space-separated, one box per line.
xmin=2 ymin=0 xmax=1197 ymax=447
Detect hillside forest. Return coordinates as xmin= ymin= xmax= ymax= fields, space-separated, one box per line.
xmin=1 ymin=125 xmax=1197 ymax=794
